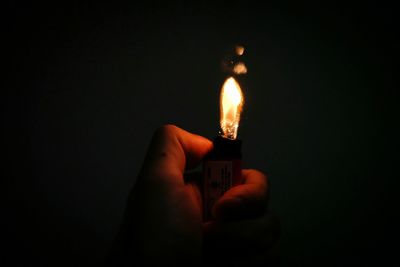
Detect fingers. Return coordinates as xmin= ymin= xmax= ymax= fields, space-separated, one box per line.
xmin=213 ymin=169 xmax=269 ymax=220
xmin=139 ymin=124 xmax=213 ymax=186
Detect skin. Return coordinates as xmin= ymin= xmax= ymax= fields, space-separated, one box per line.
xmin=108 ymin=125 xmax=280 ymax=266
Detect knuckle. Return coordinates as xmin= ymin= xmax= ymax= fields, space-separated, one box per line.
xmin=249 ymin=168 xmax=267 ymax=178
xmin=154 ymin=124 xmax=178 ymax=138
xmin=157 ymin=124 xmax=178 ymax=133
xmin=250 ymin=169 xmax=269 ymax=186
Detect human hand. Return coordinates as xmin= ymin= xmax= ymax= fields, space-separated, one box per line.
xmin=108 ymin=125 xmax=280 ymax=266
xmin=203 ymin=170 xmax=281 ymax=266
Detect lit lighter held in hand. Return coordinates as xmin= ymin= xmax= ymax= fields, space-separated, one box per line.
xmin=203 ymin=76 xmax=245 ymax=221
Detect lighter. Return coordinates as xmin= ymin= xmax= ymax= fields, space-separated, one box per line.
xmin=203 ymin=76 xmax=244 ymax=221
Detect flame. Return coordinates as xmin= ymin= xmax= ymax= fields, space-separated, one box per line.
xmin=233 ymin=62 xmax=247 ymax=74
xmin=220 ymin=77 xmax=244 ymax=140
xmin=235 ymin=45 xmax=244 ymax=56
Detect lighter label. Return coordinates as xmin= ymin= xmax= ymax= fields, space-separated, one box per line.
xmin=204 ymin=160 xmax=233 ymax=220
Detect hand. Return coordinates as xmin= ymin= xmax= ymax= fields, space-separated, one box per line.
xmin=108 ymin=125 xmax=280 ymax=266
xmin=203 ymin=169 xmax=281 ymax=267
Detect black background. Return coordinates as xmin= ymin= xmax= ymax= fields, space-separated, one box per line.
xmin=3 ymin=1 xmax=397 ymax=266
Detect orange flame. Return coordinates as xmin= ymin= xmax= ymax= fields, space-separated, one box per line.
xmin=220 ymin=77 xmax=244 ymax=139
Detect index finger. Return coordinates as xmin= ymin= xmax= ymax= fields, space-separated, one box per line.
xmin=138 ymin=124 xmax=213 ymax=187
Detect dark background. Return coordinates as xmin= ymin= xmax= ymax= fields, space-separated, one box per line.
xmin=3 ymin=2 xmax=397 ymax=266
